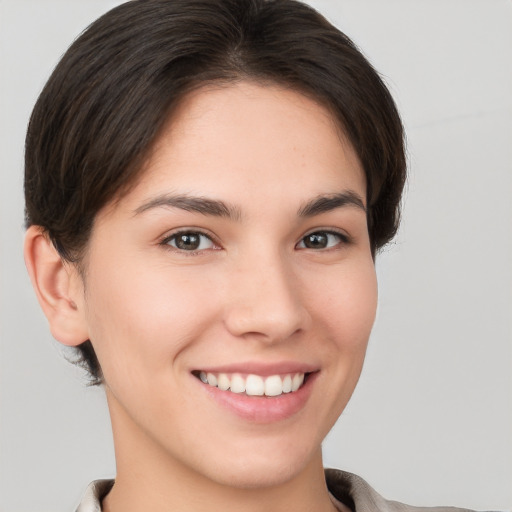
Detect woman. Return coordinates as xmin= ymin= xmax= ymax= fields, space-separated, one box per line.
xmin=20 ymin=0 xmax=504 ymax=511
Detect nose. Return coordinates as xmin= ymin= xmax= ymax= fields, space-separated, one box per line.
xmin=223 ymin=250 xmax=308 ymax=343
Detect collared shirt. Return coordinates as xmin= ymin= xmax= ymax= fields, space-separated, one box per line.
xmin=75 ymin=469 xmax=480 ymax=512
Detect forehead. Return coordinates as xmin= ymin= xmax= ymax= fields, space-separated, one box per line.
xmin=111 ymin=81 xmax=366 ymax=215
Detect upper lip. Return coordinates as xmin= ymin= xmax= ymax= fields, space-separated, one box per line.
xmin=192 ymin=361 xmax=319 ymax=376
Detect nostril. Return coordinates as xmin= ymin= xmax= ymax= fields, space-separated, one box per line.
xmin=224 ymin=308 xmax=305 ymax=343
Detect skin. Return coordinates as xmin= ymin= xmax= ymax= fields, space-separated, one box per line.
xmin=25 ymin=82 xmax=377 ymax=512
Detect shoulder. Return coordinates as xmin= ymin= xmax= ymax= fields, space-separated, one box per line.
xmin=76 ymin=472 xmax=494 ymax=512
xmin=325 ymin=468 xmax=485 ymax=512
xmin=75 ymin=480 xmax=114 ymax=512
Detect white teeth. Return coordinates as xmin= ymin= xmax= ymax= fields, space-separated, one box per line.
xmin=230 ymin=374 xmax=246 ymax=393
xmin=217 ymin=373 xmax=230 ymax=391
xmin=245 ymin=374 xmax=265 ymax=396
xmin=206 ymin=372 xmax=218 ymax=387
xmin=199 ymin=371 xmax=306 ymax=397
xmin=292 ymin=373 xmax=304 ymax=392
xmin=264 ymin=375 xmax=283 ymax=397
xmin=282 ymin=374 xmax=292 ymax=393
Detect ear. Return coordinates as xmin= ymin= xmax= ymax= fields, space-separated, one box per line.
xmin=24 ymin=226 xmax=89 ymax=347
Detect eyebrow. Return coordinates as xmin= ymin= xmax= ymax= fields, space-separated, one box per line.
xmin=133 ymin=190 xmax=365 ymax=220
xmin=297 ymin=191 xmax=366 ymax=217
xmin=133 ymin=193 xmax=242 ymax=221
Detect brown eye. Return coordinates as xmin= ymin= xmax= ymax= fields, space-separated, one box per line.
xmin=304 ymin=233 xmax=328 ymax=249
xmin=297 ymin=231 xmax=346 ymax=250
xmin=165 ymin=232 xmax=215 ymax=251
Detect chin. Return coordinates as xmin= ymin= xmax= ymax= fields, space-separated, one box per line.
xmin=193 ymin=438 xmax=321 ymax=490
xmin=208 ymin=461 xmax=303 ymax=490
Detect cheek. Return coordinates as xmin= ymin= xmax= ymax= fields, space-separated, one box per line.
xmin=306 ymin=257 xmax=376 ymax=408
xmin=309 ymin=259 xmax=378 ymax=350
xmin=82 ymin=254 xmax=220 ymax=389
xmin=293 ymin=258 xmax=377 ymax=438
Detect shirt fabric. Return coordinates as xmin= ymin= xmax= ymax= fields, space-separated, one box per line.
xmin=75 ymin=468 xmax=481 ymax=512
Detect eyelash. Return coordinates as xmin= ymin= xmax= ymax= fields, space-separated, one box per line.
xmin=296 ymin=230 xmax=350 ymax=250
xmin=160 ymin=229 xmax=220 ymax=255
xmin=159 ymin=229 xmax=350 ymax=255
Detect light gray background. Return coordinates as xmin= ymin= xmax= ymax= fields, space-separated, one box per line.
xmin=1 ymin=1 xmax=511 ymax=511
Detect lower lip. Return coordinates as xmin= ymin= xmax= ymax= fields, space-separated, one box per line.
xmin=196 ymin=373 xmax=318 ymax=423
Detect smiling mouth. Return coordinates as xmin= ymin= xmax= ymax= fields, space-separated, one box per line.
xmin=193 ymin=371 xmax=310 ymax=397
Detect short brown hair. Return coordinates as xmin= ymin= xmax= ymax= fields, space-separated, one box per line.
xmin=25 ymin=0 xmax=406 ymax=384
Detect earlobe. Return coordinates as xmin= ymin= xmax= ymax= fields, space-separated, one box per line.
xmin=24 ymin=226 xmax=89 ymax=347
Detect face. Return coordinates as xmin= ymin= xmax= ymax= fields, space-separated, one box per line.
xmin=76 ymin=82 xmax=377 ymax=488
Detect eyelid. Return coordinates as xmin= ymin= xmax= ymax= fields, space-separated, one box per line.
xmin=296 ymin=228 xmax=351 ymax=249
xmin=159 ymin=228 xmax=221 ymax=254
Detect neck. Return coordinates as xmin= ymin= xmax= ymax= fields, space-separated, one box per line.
xmin=102 ymin=391 xmax=339 ymax=512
